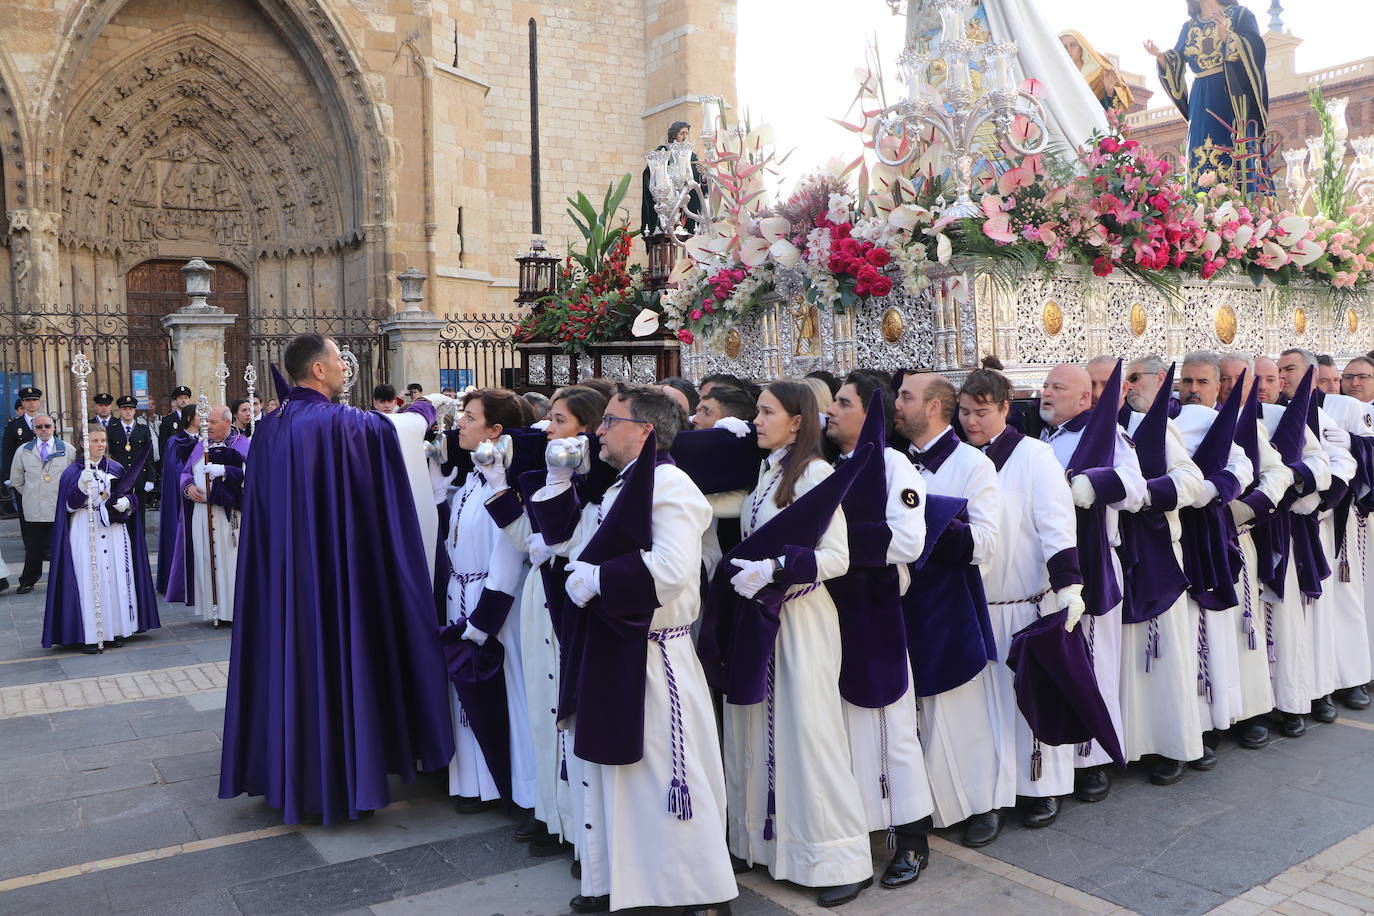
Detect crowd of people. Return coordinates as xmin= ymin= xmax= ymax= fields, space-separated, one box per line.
xmin=25 ymin=332 xmax=1374 ymax=916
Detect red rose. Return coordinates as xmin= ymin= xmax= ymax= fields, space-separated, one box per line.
xmin=854 ymin=282 xmax=870 ymax=296
xmin=870 ymin=276 xmax=894 ymax=297
xmin=1092 ymin=256 xmax=1115 ymax=277
xmin=838 ymin=239 xmax=861 ymax=258
xmin=833 ymin=223 xmax=853 ymax=239
xmin=866 ymin=247 xmax=891 ymax=267
xmin=1099 ymin=137 xmax=1120 ymax=154
xmin=829 ymin=255 xmax=848 ymax=273
xmin=677 ymin=329 xmax=695 ymax=344
xmin=1201 ymin=258 xmax=1222 ymax=280
xmin=858 ymin=264 xmax=880 ymax=284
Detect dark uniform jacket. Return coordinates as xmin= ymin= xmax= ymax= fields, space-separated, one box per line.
xmin=2 ymin=415 xmax=37 ymax=482
xmin=106 ymin=419 xmax=154 ymax=492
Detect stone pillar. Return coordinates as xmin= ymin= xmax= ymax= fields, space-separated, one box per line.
xmin=161 ymin=258 xmax=237 ymax=402
xmin=380 ymin=267 xmax=447 ymax=390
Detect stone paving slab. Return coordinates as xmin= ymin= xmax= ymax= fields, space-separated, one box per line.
xmin=0 ymin=660 xmax=229 ymax=719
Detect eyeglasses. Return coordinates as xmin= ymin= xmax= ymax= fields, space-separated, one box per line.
xmin=1125 ymin=372 xmax=1147 ymax=384
xmin=1342 ymin=373 xmax=1374 ymax=383
xmin=597 ymin=415 xmax=652 ymax=430
xmin=33 ymin=424 xmax=53 ymax=429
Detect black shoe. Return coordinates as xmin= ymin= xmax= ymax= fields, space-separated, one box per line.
xmin=111 ymin=636 xmax=125 ymax=648
xmin=452 ymin=796 xmax=489 ymax=815
xmin=1280 ymin=713 xmax=1307 ymax=738
xmin=513 ymin=815 xmax=544 ymax=843
xmin=1238 ymin=721 xmax=1271 ymax=749
xmin=570 ymin=859 xmax=581 ymax=880
xmin=681 ymin=904 xmax=732 ymax=916
xmin=879 ymin=847 xmax=929 ymax=888
xmin=0 ymin=578 xmax=9 ymax=593
xmin=569 ymin=894 xmax=610 ymax=913
xmin=962 ymin=810 xmax=1004 ymax=848
xmin=1150 ymin=758 xmax=1186 ymax=786
xmin=1312 ymin=695 xmax=1338 ymax=723
xmin=1342 ymin=685 xmax=1371 ymax=710
xmin=1188 ymin=746 xmax=1217 ymax=771
xmin=15 ymin=584 xmax=33 ymax=595
xmin=1022 ymin=796 xmax=1060 ymax=829
xmin=729 ymin=854 xmax=751 ymax=875
xmin=816 ymin=877 xmax=872 ymax=908
xmin=80 ymin=643 xmax=100 ymax=654
xmin=1074 ymin=767 xmax=1111 ymax=803
xmin=528 ymin=833 xmax=565 ymax=858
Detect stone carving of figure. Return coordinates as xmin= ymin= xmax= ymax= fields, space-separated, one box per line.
xmin=130 ymin=162 xmax=157 ymax=207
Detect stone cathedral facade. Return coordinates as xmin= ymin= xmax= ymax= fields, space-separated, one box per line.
xmin=0 ymin=0 xmax=737 ymax=412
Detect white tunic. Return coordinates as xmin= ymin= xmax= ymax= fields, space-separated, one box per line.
xmin=838 ymin=447 xmax=932 ymax=833
xmin=1043 ymin=415 xmax=1147 ymax=768
xmin=980 ymin=432 xmax=1077 ymax=798
xmin=444 ymin=472 xmax=537 ymax=809
xmin=1259 ymin=403 xmax=1332 ymax=713
xmin=1313 ymin=395 xmax=1371 ymax=692
xmin=67 ymin=471 xmax=139 ymax=643
xmin=717 ymin=452 xmax=871 ymax=887
xmin=382 ymin=412 xmax=439 ymax=582
xmin=540 ymin=461 xmax=736 ymax=910
xmin=185 ymin=448 xmax=242 ymax=624
xmin=911 ymin=430 xmax=1008 ymax=824
xmin=1120 ymin=413 xmax=1206 ymax=760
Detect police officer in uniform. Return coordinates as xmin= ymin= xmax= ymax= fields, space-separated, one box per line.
xmin=106 ymin=395 xmax=155 ymax=502
xmin=92 ymin=393 xmax=115 ymax=429
xmin=159 ymin=386 xmax=193 ymax=459
xmin=4 ymin=386 xmax=45 ymax=548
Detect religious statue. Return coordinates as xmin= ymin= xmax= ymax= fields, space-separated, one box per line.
xmin=1059 ymin=30 xmax=1134 ymax=114
xmin=792 ymin=299 xmax=821 ymax=357
xmin=1145 ymin=0 xmax=1271 ymax=193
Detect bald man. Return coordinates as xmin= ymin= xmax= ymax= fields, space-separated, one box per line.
xmin=1039 ymin=364 xmax=1145 ymax=803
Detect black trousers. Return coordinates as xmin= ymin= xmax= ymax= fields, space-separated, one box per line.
xmin=20 ymin=518 xmax=52 ymax=587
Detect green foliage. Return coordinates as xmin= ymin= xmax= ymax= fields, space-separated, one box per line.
xmin=565 ymin=173 xmax=638 ymax=276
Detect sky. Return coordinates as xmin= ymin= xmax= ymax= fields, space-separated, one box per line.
xmin=736 ymin=0 xmax=1374 ymax=192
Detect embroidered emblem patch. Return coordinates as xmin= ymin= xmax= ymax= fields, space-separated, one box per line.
xmin=901 ymin=488 xmax=920 ymax=509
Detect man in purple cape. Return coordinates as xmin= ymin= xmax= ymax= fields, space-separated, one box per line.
xmin=218 ymin=334 xmax=455 ymax=825
xmin=42 ymin=427 xmax=158 ymax=650
xmin=156 ymin=404 xmax=199 ymax=600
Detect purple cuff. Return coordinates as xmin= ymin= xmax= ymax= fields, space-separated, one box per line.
xmin=530 ymin=485 xmax=582 ymax=544
xmin=596 ymin=552 xmax=660 ymax=615
xmin=485 ymin=487 xmax=525 ymax=529
xmin=1211 ymin=470 xmax=1242 ymax=505
xmin=67 ymin=488 xmax=89 ymax=511
xmin=1288 ymin=461 xmax=1316 ymax=496
xmin=1047 ymin=547 xmax=1084 ymax=590
xmin=930 ymin=517 xmax=974 ymax=566
xmin=1320 ymin=477 xmax=1350 ymax=512
xmin=779 ymin=546 xmax=819 ymax=585
xmin=468 ymin=587 xmax=516 ymax=635
xmin=1081 ymin=467 xmax=1127 ymax=505
xmin=1145 ymin=476 xmax=1178 ymax=512
xmin=846 ymin=521 xmax=892 ymax=567
xmin=1240 ymin=489 xmax=1276 ymax=520
xmin=223 ymin=466 xmax=245 ymax=487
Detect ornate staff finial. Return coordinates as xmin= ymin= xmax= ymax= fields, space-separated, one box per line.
xmin=340 ymin=347 xmax=359 ymax=405
xmin=244 ymin=363 xmax=258 ymax=435
xmin=214 ymin=361 xmax=230 ymax=406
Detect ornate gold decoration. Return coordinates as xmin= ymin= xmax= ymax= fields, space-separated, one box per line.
xmin=723 ymin=328 xmax=742 ymax=359
xmin=1042 ymin=300 xmax=1063 ymax=337
xmin=792 ymin=296 xmax=821 ymax=356
xmin=1130 ymin=303 xmax=1147 ymax=337
xmin=1215 ymin=304 xmax=1237 ymax=345
xmin=1294 ymin=307 xmax=1307 ymax=336
xmin=880 ymin=307 xmax=905 ymax=343
xmin=1348 ymin=308 xmax=1359 ymax=335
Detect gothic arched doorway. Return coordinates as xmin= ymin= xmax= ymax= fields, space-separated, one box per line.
xmin=126 ymin=259 xmax=249 ymax=404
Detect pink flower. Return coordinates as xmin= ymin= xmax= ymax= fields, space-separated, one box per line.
xmin=1201 ymin=259 xmax=1222 ymax=280
xmin=870 ymin=276 xmax=894 ymax=297
xmin=1092 ymin=256 xmax=1115 ymax=277
xmin=690 ymin=309 xmax=703 ymax=321
xmin=1099 ymin=136 xmax=1120 ymax=154
xmin=677 ymin=329 xmax=695 ymax=344
xmin=982 ymin=213 xmax=1017 ymax=244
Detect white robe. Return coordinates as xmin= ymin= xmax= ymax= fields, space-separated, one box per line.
xmin=1043 ymin=415 xmax=1146 ymax=768
xmin=1259 ymin=403 xmax=1332 ymax=713
xmin=1313 ymin=395 xmax=1371 ymax=692
xmin=444 ymin=472 xmax=537 ymax=809
xmin=539 ymin=461 xmax=736 ymax=910
xmin=1120 ymin=414 xmax=1207 ymax=760
xmin=67 ymin=475 xmax=139 ymax=643
xmin=717 ymin=452 xmax=872 ymax=887
xmin=980 ymin=433 xmax=1077 ymax=798
xmin=912 ymin=432 xmax=1007 ymax=824
xmin=838 ymin=448 xmax=932 ymax=833
xmin=186 ymin=455 xmax=241 ymax=624
xmin=383 ymin=412 xmax=439 ymax=582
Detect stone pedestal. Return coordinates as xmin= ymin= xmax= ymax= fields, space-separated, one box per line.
xmin=162 ymin=308 xmax=238 ymax=403
xmin=381 ymin=310 xmax=448 ymax=390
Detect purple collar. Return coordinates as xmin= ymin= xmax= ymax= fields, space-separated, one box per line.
xmin=908 ymin=427 xmax=959 ymax=474
xmin=1042 ymin=409 xmax=1090 ymax=440
xmin=286 ymin=386 xmax=331 ymax=405
xmin=982 ymin=428 xmax=1025 ymax=472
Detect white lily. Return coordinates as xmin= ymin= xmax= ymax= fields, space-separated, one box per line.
xmin=1233 ymin=225 xmax=1254 ymax=249
xmin=936 ymin=233 xmax=952 ymax=264
xmin=668 ymin=257 xmax=696 ymax=284
xmin=1203 ymin=231 xmax=1222 ymax=257
xmin=740 ymin=236 xmax=771 ymax=267
xmin=888 ymin=204 xmax=929 ymax=232
xmin=758 ymin=216 xmax=792 ymax=244
xmin=1289 ymin=238 xmax=1324 ymax=267
xmin=631 ymin=308 xmax=661 ymax=337
xmin=1277 ymin=215 xmax=1311 ymax=246
xmin=770 ymin=238 xmax=802 ymax=268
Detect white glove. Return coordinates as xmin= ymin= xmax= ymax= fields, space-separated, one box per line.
xmin=1198 ymin=480 xmax=1220 ymax=506
xmin=1322 ymin=426 xmax=1350 ymax=448
xmin=729 ymin=557 xmax=777 ymax=599
xmin=1056 ymin=584 xmax=1086 ymax=633
xmin=1231 ymin=500 xmax=1256 ymax=528
xmin=461 ymin=621 xmax=489 ymax=646
xmin=112 ymin=496 xmax=131 ymax=513
xmin=526 ymin=533 xmax=554 ymax=568
xmin=79 ymin=467 xmax=96 ymax=490
xmin=143 ymin=481 xmax=154 ymax=493
xmin=565 ymin=559 xmax=600 ymax=607
xmin=205 ymin=463 xmax=226 ymax=480
xmin=533 ymin=418 xmax=552 ymax=431
xmin=479 ymin=448 xmax=508 ymax=491
xmin=1070 ymin=474 xmax=1097 ymax=509
xmin=715 ymin=416 xmax=752 ymax=438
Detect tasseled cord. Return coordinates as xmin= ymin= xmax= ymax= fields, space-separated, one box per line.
xmin=1030 ymin=739 xmax=1043 ymax=783
xmin=651 ymin=625 xmax=695 ymax=822
xmin=764 ymin=652 xmax=778 ymax=841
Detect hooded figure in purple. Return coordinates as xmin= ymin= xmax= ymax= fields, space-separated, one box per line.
xmin=156 ymin=405 xmax=200 ymax=600
xmin=42 ymin=425 xmax=158 ymax=650
xmin=218 ymin=335 xmax=455 ymax=825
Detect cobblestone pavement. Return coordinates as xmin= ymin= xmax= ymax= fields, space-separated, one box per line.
xmin=6 ymin=514 xmax=1374 ymax=915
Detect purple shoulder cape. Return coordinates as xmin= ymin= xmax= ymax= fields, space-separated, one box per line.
xmin=1068 ymin=359 xmax=1126 ymax=617
xmin=172 ymin=431 xmax=252 ymax=607
xmin=42 ymin=457 xmax=159 ymax=647
xmin=697 ymin=445 xmax=873 ymax=705
xmin=1178 ymin=375 xmax=1245 ymax=610
xmin=901 ymin=492 xmax=998 ymax=697
xmin=157 ymin=432 xmax=198 ymax=599
xmin=218 ymin=386 xmax=455 ymax=824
